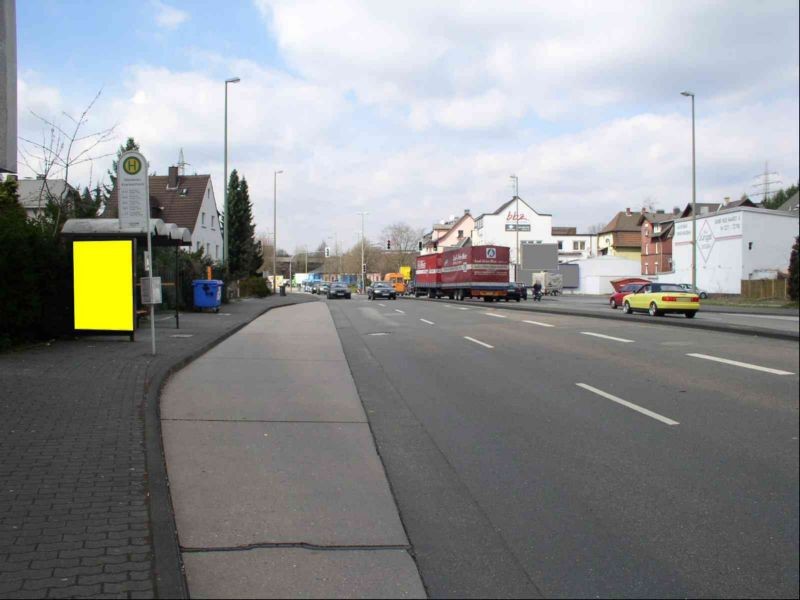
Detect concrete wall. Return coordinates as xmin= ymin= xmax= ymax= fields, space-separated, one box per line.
xmin=569 ymin=256 xmax=642 ymax=294
xmin=0 ymin=0 xmax=17 ymax=173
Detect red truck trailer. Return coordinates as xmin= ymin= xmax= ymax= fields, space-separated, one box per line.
xmin=414 ymin=245 xmax=511 ymax=301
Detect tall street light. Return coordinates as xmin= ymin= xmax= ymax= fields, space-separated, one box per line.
xmin=510 ymin=174 xmax=519 ymax=282
xmin=681 ymin=90 xmax=697 ymax=289
xmin=223 ymin=77 xmax=240 ymax=269
xmin=357 ymin=211 xmax=369 ymax=293
xmin=273 ymin=170 xmax=283 ymax=294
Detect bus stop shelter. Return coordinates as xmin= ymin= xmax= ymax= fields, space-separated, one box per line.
xmin=62 ymin=218 xmax=192 ymax=336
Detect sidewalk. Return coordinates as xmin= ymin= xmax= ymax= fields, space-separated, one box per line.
xmin=160 ymin=302 xmax=425 ymax=599
xmin=0 ymin=295 xmax=310 ymax=599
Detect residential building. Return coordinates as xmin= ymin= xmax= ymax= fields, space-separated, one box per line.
xmin=420 ymin=210 xmax=474 ymax=255
xmin=551 ymin=226 xmax=597 ymax=263
xmin=472 ymin=196 xmax=554 ymax=265
xmin=105 ymin=166 xmax=223 ymax=261
xmin=16 ymin=177 xmax=77 ymax=220
xmin=597 ymin=208 xmax=643 ymax=260
xmin=668 ymin=206 xmax=798 ymax=293
xmin=639 ymin=211 xmax=675 ymax=275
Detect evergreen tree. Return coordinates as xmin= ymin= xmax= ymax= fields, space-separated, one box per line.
xmin=225 ymin=170 xmax=261 ymax=277
xmin=74 ymin=186 xmax=103 ymax=218
xmin=789 ymin=236 xmax=800 ymax=301
xmin=105 ymin=137 xmax=141 ymax=196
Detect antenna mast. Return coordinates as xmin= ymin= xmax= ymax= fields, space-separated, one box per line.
xmin=751 ymin=161 xmax=781 ymax=204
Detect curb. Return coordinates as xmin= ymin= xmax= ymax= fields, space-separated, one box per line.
xmin=401 ymin=297 xmax=799 ymax=341
xmin=142 ymin=297 xmax=312 ymax=599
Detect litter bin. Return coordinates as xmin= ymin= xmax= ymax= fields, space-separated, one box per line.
xmin=192 ymin=279 xmax=223 ymax=312
xmin=279 ymin=284 xmax=287 ymax=297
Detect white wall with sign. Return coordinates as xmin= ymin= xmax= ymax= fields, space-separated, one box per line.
xmin=671 ymin=208 xmax=798 ymax=293
xmin=473 ymin=198 xmax=554 ymax=265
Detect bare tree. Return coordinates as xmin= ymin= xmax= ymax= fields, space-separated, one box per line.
xmin=587 ymin=221 xmax=608 ymax=234
xmin=18 ymin=89 xmax=116 ymax=235
xmin=381 ymin=221 xmax=424 ymax=272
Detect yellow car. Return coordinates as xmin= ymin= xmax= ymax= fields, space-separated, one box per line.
xmin=622 ymin=283 xmax=700 ymax=318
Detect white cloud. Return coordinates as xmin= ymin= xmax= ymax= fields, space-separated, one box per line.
xmin=152 ymin=1 xmax=189 ymax=30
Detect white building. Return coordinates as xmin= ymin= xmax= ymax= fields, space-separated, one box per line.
xmin=15 ymin=177 xmax=76 ymax=220
xmin=107 ymin=166 xmax=223 ymax=261
xmin=668 ymin=207 xmax=798 ymax=294
xmin=551 ymin=227 xmax=598 ymax=263
xmin=565 ymin=256 xmax=642 ymax=294
xmin=472 ymin=196 xmax=554 ymax=264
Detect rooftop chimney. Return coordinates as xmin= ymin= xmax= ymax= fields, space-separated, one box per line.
xmin=167 ymin=166 xmax=178 ymax=190
xmin=641 ymin=206 xmax=648 ymax=214
xmin=464 ymin=209 xmax=470 ymax=215
xmin=723 ymin=196 xmax=731 ymax=205
xmin=625 ymin=207 xmax=632 ymax=216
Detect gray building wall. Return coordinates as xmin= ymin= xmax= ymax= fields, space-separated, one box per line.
xmin=1 ymin=0 xmax=17 ymax=173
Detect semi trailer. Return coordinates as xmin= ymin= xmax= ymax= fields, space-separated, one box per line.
xmin=414 ymin=245 xmax=511 ymax=301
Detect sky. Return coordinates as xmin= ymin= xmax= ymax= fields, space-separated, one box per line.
xmin=15 ymin=0 xmax=800 ymax=253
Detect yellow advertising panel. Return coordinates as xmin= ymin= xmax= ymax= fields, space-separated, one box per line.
xmin=73 ymin=240 xmax=134 ymax=331
xmin=400 ymin=266 xmax=411 ymax=280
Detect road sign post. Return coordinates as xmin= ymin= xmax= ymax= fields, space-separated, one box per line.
xmin=118 ymin=150 xmax=156 ymax=355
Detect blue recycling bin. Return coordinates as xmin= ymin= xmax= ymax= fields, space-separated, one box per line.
xmin=192 ymin=279 xmax=223 ymax=312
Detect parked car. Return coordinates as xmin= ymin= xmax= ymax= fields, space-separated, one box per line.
xmin=504 ymin=283 xmax=526 ymax=302
xmin=319 ymin=282 xmax=331 ymax=296
xmin=327 ymin=282 xmax=351 ymax=299
xmin=678 ymin=283 xmax=709 ymax=299
xmin=368 ymin=282 xmax=397 ymax=300
xmin=310 ymin=282 xmax=321 ymax=294
xmin=622 ymin=283 xmax=700 ymax=318
xmin=609 ymin=278 xmax=651 ymax=309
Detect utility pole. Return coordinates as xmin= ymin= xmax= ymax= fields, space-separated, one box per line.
xmin=222 ymin=77 xmax=240 ymax=268
xmin=510 ymin=174 xmax=519 ymax=282
xmin=681 ymin=91 xmax=697 ymax=289
xmin=357 ymin=211 xmax=369 ymax=293
xmin=751 ymin=161 xmax=781 ymax=205
xmin=273 ymin=170 xmax=283 ymax=293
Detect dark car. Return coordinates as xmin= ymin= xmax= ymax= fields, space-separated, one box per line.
xmin=368 ymin=282 xmax=397 ymax=300
xmin=311 ymin=282 xmax=321 ymax=294
xmin=504 ymin=283 xmax=526 ymax=302
xmin=327 ymin=282 xmax=351 ymax=299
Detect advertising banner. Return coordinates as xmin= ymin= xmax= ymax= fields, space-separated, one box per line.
xmin=73 ymin=240 xmax=134 ymax=332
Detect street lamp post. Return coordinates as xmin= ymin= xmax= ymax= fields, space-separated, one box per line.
xmin=273 ymin=170 xmax=283 ymax=294
xmin=223 ymin=77 xmax=240 ymax=269
xmin=357 ymin=211 xmax=369 ymax=293
xmin=510 ymin=174 xmax=519 ymax=282
xmin=681 ymin=91 xmax=697 ymax=289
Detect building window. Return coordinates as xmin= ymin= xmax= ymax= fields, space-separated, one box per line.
xmin=201 ymin=212 xmax=206 ymax=226
xmin=196 ymin=240 xmax=201 ymax=251
xmin=211 ymin=216 xmax=215 ymax=229
xmin=573 ymin=241 xmax=585 ymax=251
xmin=644 ymin=263 xmax=648 ymax=275
xmin=457 ymin=230 xmax=464 ymax=239
xmin=216 ymin=245 xmax=219 ymax=259
xmin=654 ymin=224 xmax=661 ymax=234
xmin=206 ymin=243 xmax=210 ymax=256
xmin=557 ymin=241 xmax=563 ymax=250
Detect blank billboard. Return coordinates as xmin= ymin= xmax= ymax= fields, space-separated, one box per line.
xmin=73 ymin=240 xmax=134 ymax=332
xmin=521 ymin=243 xmax=558 ymax=271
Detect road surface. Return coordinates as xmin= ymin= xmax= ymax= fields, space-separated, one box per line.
xmin=326 ymin=294 xmax=799 ymax=598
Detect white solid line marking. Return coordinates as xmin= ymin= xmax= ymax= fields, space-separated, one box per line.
xmin=523 ymin=320 xmax=555 ymax=328
xmin=395 ymin=309 xmax=405 ymax=314
xmin=464 ymin=336 xmax=494 ymax=349
xmin=484 ymin=312 xmax=507 ymax=318
xmin=457 ymin=307 xmax=470 ymax=310
xmin=420 ymin=318 xmax=435 ymax=325
xmin=576 ymin=383 xmax=680 ymax=426
xmin=687 ymin=353 xmax=795 ymax=375
xmin=580 ymin=331 xmax=634 ymax=343
xmin=378 ymin=303 xmax=386 ymax=307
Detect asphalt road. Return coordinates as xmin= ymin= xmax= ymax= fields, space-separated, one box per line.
xmin=325 ymin=294 xmax=799 ymax=599
xmin=529 ymin=294 xmax=800 ymax=335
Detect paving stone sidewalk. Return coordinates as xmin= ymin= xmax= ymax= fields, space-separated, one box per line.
xmin=0 ymin=295 xmax=314 ymax=599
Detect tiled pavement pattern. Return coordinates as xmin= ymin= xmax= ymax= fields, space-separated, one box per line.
xmin=0 ymin=295 xmax=313 ymax=599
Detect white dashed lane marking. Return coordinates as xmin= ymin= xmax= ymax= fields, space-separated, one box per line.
xmin=464 ymin=336 xmax=494 ymax=349
xmin=576 ymin=383 xmax=680 ymax=426
xmin=580 ymin=332 xmax=634 ymax=343
xmin=687 ymin=353 xmax=795 ymax=376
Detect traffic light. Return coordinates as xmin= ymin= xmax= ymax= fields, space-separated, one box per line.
xmin=324 ymin=247 xmax=330 ymax=258
xmin=418 ymin=241 xmax=422 ymax=251
xmin=386 ymin=240 xmax=391 ymax=250
xmin=362 ymin=263 xmax=367 ymax=273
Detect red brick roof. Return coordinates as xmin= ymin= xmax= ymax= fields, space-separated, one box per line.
xmin=104 ymin=175 xmax=213 ymax=232
xmin=600 ymin=211 xmax=643 ymax=234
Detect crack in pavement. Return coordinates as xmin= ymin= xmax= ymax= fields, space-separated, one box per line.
xmin=182 ymin=542 xmax=413 ymax=553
